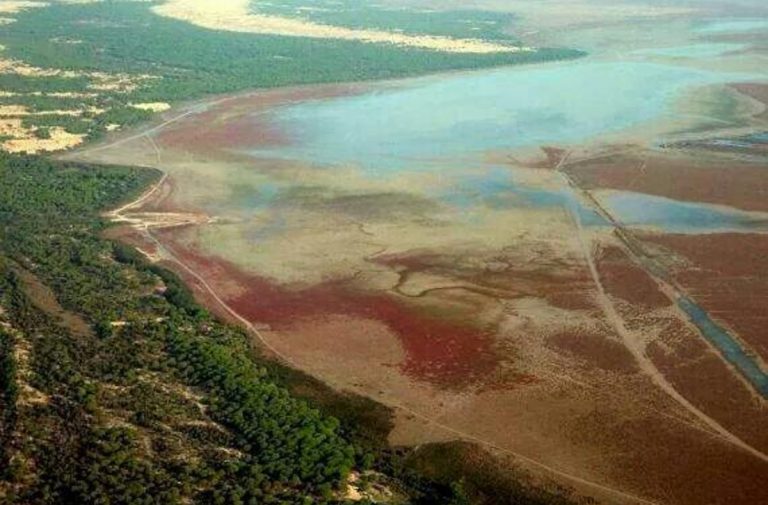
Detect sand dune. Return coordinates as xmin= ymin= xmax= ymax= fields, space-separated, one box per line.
xmin=152 ymin=0 xmax=527 ymax=54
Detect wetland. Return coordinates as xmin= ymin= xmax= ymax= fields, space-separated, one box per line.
xmin=69 ymin=2 xmax=768 ymax=504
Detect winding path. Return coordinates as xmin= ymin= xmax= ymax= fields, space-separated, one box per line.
xmin=104 ymin=150 xmax=660 ymax=505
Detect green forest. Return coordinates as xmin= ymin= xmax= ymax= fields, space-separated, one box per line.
xmin=0 ymin=153 xmax=404 ymax=503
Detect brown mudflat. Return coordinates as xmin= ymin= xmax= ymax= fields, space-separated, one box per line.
xmin=566 ymin=150 xmax=768 ymax=212
xmin=641 ymin=232 xmax=768 ymax=361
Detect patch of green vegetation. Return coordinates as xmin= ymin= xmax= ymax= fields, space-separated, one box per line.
xmin=32 ymin=127 xmax=50 ymax=139
xmin=92 ymin=105 xmax=152 ymax=131
xmin=0 ymin=74 xmax=91 ymax=95
xmin=0 ymin=95 xmax=99 ymax=111
xmin=0 ymin=153 xmax=352 ymax=502
xmin=0 ymin=318 xmax=19 ymax=481
xmin=22 ymin=115 xmax=92 ymax=135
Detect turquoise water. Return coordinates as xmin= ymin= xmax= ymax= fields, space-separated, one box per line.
xmin=252 ymin=61 xmax=743 ymax=171
xmin=598 ymin=191 xmax=768 ymax=233
xmin=245 ymin=59 xmax=768 ymax=233
xmin=678 ymin=297 xmax=768 ymax=397
xmin=695 ymin=19 xmax=768 ymax=34
xmin=634 ymin=43 xmax=746 ymax=59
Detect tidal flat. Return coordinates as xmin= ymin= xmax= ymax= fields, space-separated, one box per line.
xmin=72 ymin=4 xmax=768 ymax=504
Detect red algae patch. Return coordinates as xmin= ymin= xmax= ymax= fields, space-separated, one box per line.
xmin=156 ymin=84 xmax=363 ymax=155
xmin=647 ymin=318 xmax=768 ymax=452
xmin=546 ymin=330 xmax=636 ymax=373
xmin=596 ymin=245 xmax=670 ymax=309
xmin=160 ymin=109 xmax=290 ymax=153
xmin=579 ymin=408 xmax=768 ymax=505
xmin=641 ymin=232 xmax=768 ymax=361
xmin=366 ymin=294 xmax=499 ymax=388
xmin=540 ymin=146 xmax=570 ymax=169
xmin=267 ymin=313 xmax=409 ymax=388
xmin=157 ymin=234 xmax=500 ymax=389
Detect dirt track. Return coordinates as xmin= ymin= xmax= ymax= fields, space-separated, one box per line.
xmin=558 ymin=168 xmax=768 ymax=464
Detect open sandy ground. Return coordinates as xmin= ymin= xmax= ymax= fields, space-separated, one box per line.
xmin=0 ymin=36 xmax=159 ymax=152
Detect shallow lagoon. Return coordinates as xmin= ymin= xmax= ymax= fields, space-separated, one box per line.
xmin=437 ymin=166 xmax=606 ymax=225
xmin=597 ymin=191 xmax=768 ymax=233
xmin=254 ymin=61 xmax=750 ymax=171
xmin=246 ymin=53 xmax=768 ymax=234
xmin=695 ymin=19 xmax=768 ymax=35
